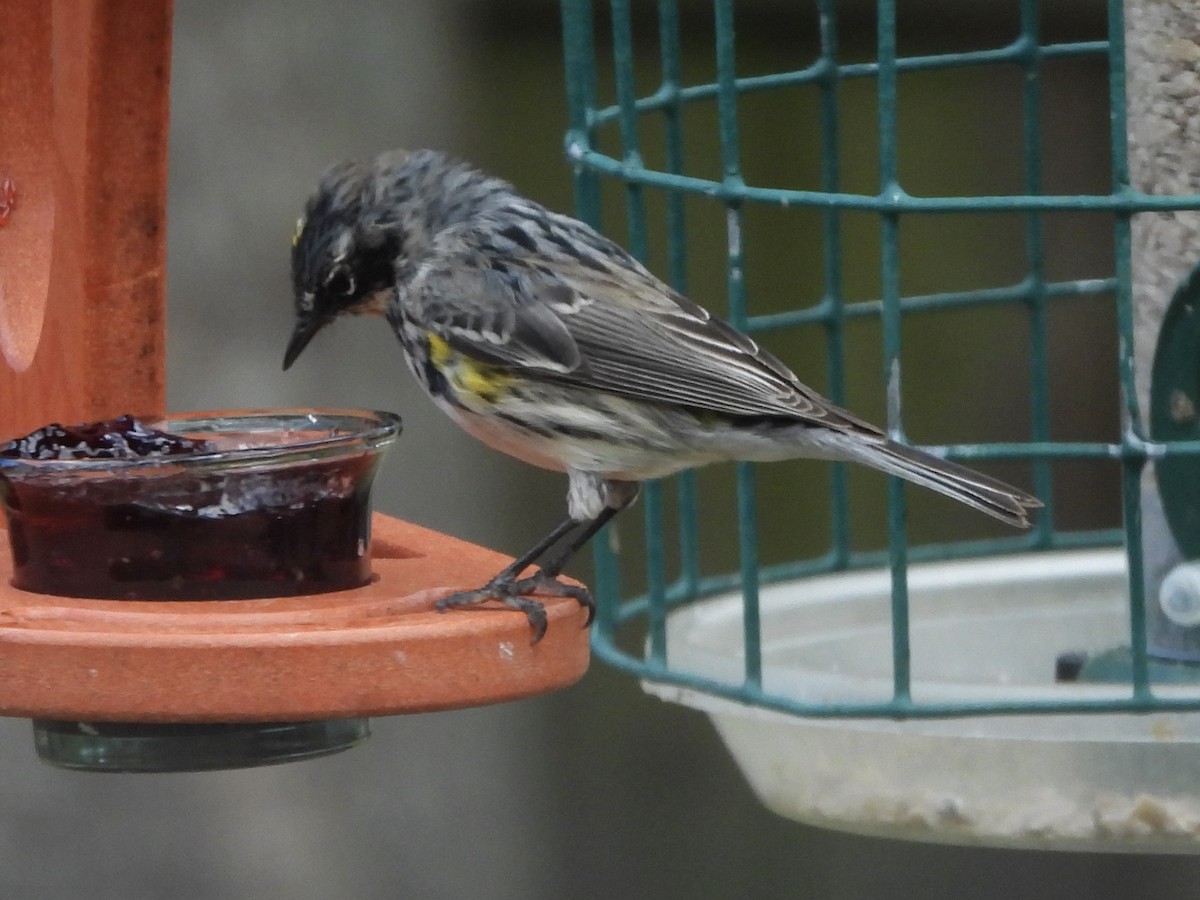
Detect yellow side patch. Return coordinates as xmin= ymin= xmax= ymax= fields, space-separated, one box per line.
xmin=427 ymin=333 xmax=514 ymax=404
xmin=427 ymin=333 xmax=454 ymax=367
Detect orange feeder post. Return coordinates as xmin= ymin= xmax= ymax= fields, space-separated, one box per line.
xmin=0 ymin=0 xmax=589 ymax=771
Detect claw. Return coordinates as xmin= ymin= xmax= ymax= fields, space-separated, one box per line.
xmin=436 ymin=587 xmax=548 ymax=642
xmin=512 ymin=572 xmax=595 ymax=627
xmin=434 ymin=571 xmax=593 ymax=643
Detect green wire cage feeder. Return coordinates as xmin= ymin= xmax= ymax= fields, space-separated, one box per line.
xmin=560 ymin=0 xmax=1200 ymax=852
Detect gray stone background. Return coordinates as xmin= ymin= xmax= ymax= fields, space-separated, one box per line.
xmin=4 ymin=1 xmax=1200 ymax=897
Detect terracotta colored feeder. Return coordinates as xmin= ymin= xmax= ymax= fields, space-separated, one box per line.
xmin=0 ymin=1 xmax=589 ymax=771
xmin=0 ymin=453 xmax=591 ymax=771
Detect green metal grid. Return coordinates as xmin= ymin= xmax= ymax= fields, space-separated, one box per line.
xmin=559 ymin=0 xmax=1200 ymax=717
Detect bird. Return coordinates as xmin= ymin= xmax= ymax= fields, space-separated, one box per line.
xmin=284 ymin=148 xmax=1041 ymax=642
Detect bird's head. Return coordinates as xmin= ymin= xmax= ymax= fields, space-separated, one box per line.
xmin=284 ymin=148 xmax=511 ymax=370
xmin=283 ymin=155 xmax=409 ymax=370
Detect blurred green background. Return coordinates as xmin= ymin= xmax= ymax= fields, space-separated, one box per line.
xmin=2 ymin=2 xmax=1193 ymax=897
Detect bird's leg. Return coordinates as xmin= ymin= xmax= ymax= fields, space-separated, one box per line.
xmin=435 ymin=514 xmax=602 ymax=643
xmin=436 ymin=481 xmax=638 ymax=642
xmin=476 ymin=515 xmax=582 ymax=587
xmin=504 ymin=503 xmax=622 ymax=622
xmin=514 ymin=505 xmax=618 ymax=582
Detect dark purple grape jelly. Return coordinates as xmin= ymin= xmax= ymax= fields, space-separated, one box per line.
xmin=0 ymin=415 xmax=213 ymax=462
xmin=0 ymin=410 xmax=401 ymax=600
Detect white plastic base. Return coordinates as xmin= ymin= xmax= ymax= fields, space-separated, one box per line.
xmin=645 ymin=549 xmax=1200 ymax=852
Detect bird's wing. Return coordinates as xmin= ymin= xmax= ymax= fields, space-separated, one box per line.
xmin=405 ymin=231 xmax=881 ymax=435
xmin=405 ymin=248 xmax=584 ymax=375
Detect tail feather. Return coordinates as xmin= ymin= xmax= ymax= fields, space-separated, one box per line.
xmin=851 ymin=438 xmax=1042 ymax=528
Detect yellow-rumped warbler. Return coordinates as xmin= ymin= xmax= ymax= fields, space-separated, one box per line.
xmin=284 ymin=149 xmax=1040 ymax=641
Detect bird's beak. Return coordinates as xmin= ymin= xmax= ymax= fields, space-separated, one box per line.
xmin=282 ymin=316 xmax=326 ymax=370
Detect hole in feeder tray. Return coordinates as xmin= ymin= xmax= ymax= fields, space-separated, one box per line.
xmin=0 ymin=409 xmax=401 ymax=599
xmin=0 ymin=408 xmax=402 ymax=772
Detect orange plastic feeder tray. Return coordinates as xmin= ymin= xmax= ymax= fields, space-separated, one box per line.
xmin=0 ymin=0 xmax=589 ymax=771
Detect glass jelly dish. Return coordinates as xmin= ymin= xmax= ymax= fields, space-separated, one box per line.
xmin=0 ymin=409 xmax=401 ymax=601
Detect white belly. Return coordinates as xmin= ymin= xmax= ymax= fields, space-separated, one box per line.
xmin=431 ymin=394 xmax=716 ymax=480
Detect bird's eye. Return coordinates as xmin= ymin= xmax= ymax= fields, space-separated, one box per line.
xmin=325 ymin=266 xmax=356 ymax=297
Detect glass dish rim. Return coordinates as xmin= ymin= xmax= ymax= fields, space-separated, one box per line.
xmin=0 ymin=407 xmax=402 ymax=474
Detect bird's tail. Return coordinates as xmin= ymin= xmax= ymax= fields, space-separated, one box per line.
xmin=842 ymin=436 xmax=1042 ymax=528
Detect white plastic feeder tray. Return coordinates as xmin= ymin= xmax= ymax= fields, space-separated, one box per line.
xmin=645 ymin=549 xmax=1200 ymax=853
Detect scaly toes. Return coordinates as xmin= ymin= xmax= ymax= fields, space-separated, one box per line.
xmin=434 ymin=571 xmax=593 ymax=642
xmin=435 ymin=580 xmax=549 ymax=643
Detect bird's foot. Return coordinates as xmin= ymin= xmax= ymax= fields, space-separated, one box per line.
xmin=435 ymin=570 xmax=594 ymax=644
